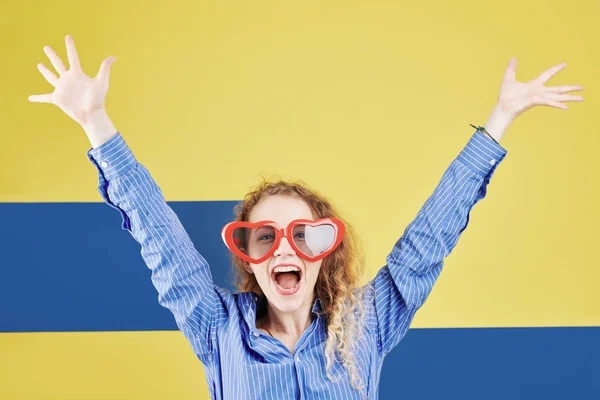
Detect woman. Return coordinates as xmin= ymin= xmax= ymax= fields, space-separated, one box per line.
xmin=29 ymin=35 xmax=583 ymax=399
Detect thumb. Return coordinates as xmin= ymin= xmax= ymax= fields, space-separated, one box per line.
xmin=503 ymin=57 xmax=517 ymax=82
xmin=96 ymin=56 xmax=116 ymax=83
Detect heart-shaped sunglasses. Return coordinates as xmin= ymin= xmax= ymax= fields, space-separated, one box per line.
xmin=221 ymin=218 xmax=345 ymax=264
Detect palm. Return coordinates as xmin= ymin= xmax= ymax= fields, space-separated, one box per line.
xmin=495 ymin=58 xmax=583 ymax=119
xmin=50 ymin=69 xmax=108 ymax=124
xmin=29 ymin=35 xmax=116 ymax=126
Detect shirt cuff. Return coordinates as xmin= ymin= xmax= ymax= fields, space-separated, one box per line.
xmin=457 ymin=130 xmax=508 ymax=177
xmin=86 ymin=132 xmax=138 ymax=180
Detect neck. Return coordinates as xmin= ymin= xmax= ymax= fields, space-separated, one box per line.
xmin=259 ymin=295 xmax=315 ymax=337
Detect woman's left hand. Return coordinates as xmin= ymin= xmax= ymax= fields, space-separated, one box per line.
xmin=484 ymin=58 xmax=584 ymax=142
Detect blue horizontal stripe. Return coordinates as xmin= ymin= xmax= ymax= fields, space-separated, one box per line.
xmin=382 ymin=326 xmax=600 ymax=399
xmin=0 ymin=201 xmax=239 ymax=332
xmin=2 ymin=200 xmax=598 ymax=397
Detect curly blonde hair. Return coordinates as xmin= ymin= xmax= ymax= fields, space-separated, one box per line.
xmin=230 ymin=178 xmax=369 ymax=394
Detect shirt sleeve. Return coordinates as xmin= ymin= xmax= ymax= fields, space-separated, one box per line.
xmin=86 ymin=132 xmax=226 ymax=361
xmin=370 ymin=130 xmax=508 ymax=356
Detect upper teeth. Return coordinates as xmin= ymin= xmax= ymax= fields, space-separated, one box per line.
xmin=274 ymin=266 xmax=300 ymax=273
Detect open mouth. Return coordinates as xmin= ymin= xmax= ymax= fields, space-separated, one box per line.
xmin=271 ymin=266 xmax=302 ymax=295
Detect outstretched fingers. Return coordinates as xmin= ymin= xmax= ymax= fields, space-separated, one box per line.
xmin=95 ymin=56 xmax=116 ymax=82
xmin=534 ymin=98 xmax=568 ymax=110
xmin=65 ymin=35 xmax=81 ymax=70
xmin=534 ymin=62 xmax=567 ymax=85
xmin=545 ymin=92 xmax=584 ymax=103
xmin=43 ymin=45 xmax=67 ymax=75
xmin=28 ymin=93 xmax=53 ymax=103
xmin=36 ymin=63 xmax=59 ymax=86
xmin=547 ymin=85 xmax=584 ymax=94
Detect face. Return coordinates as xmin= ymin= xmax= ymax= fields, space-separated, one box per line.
xmin=244 ymin=194 xmax=322 ymax=313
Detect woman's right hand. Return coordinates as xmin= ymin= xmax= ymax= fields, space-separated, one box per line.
xmin=29 ymin=34 xmax=116 ymax=127
xmin=29 ymin=34 xmax=119 ymax=148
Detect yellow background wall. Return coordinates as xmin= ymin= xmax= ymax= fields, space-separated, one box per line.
xmin=1 ymin=0 xmax=598 ymax=398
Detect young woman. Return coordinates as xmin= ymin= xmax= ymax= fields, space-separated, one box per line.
xmin=29 ymin=35 xmax=583 ymax=399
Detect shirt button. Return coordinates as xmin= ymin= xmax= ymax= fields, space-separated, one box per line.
xmin=252 ymin=331 xmax=259 ymax=337
xmin=100 ymin=161 xmax=108 ymax=168
xmin=489 ymin=159 xmax=496 ymax=166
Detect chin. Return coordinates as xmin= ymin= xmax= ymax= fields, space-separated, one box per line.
xmin=266 ymin=288 xmax=306 ymax=312
xmin=269 ymin=299 xmax=305 ymax=313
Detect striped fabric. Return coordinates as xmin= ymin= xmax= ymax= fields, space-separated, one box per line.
xmin=86 ymin=130 xmax=507 ymax=399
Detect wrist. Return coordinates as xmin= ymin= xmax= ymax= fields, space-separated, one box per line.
xmin=82 ymin=108 xmax=118 ymax=149
xmin=484 ymin=105 xmax=513 ymax=143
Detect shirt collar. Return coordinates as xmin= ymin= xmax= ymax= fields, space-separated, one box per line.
xmin=311 ymin=297 xmax=323 ymax=313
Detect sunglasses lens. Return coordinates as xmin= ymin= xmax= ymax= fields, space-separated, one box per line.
xmin=232 ymin=225 xmax=277 ymax=260
xmin=292 ymin=224 xmax=336 ymax=258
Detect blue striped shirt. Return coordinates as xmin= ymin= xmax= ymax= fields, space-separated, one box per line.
xmin=87 ymin=130 xmax=507 ymax=399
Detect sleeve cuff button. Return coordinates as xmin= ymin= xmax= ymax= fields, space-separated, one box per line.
xmin=489 ymin=159 xmax=496 ymax=166
xmin=100 ymin=161 xmax=108 ymax=168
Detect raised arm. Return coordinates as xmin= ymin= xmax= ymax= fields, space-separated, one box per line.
xmin=86 ymin=131 xmax=226 ymax=361
xmin=371 ymin=130 xmax=506 ymax=356
xmin=368 ymin=58 xmax=584 ymax=356
xmin=28 ymin=35 xmax=227 ymax=361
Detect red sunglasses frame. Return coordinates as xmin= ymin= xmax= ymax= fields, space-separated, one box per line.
xmin=221 ymin=218 xmax=345 ymax=264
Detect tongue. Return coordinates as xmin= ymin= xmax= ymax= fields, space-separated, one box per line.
xmin=275 ymin=272 xmax=299 ymax=289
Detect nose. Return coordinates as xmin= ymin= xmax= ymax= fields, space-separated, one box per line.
xmin=273 ymin=234 xmax=295 ymax=257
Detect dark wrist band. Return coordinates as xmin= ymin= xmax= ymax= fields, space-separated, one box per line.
xmin=470 ymin=124 xmax=499 ymax=144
